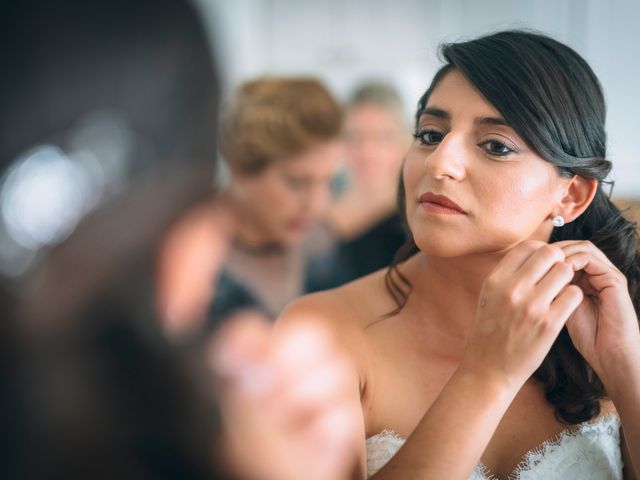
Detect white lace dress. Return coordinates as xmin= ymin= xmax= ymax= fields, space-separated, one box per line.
xmin=366 ymin=414 xmax=623 ymax=479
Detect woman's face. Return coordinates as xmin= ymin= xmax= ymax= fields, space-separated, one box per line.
xmin=343 ymin=104 xmax=408 ymax=188
xmin=403 ymin=69 xmax=570 ymax=257
xmin=233 ymin=140 xmax=342 ymax=246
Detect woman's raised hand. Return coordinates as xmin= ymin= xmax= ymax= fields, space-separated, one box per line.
xmin=556 ymin=240 xmax=640 ymax=385
xmin=461 ymin=240 xmax=584 ymax=390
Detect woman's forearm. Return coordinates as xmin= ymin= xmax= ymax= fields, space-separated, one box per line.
xmin=606 ymin=354 xmax=640 ymax=479
xmin=371 ymin=368 xmax=518 ymax=480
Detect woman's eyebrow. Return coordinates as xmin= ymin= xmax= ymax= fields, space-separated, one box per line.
xmin=419 ymin=109 xmax=509 ymax=128
xmin=475 ymin=116 xmax=509 ymax=127
xmin=418 ymin=107 xmax=449 ymax=120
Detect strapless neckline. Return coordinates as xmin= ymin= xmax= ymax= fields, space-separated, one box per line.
xmin=365 ymin=414 xmax=622 ymax=479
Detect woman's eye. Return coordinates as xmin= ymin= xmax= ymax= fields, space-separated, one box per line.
xmin=413 ymin=129 xmax=443 ymax=146
xmin=481 ymin=140 xmax=514 ymax=156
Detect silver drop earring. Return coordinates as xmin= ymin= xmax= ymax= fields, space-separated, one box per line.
xmin=551 ymin=215 xmax=565 ymax=227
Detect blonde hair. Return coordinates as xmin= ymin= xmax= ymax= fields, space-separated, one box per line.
xmin=219 ymin=77 xmax=342 ymax=174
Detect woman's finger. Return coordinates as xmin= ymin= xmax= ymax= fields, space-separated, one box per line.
xmin=549 ymin=284 xmax=584 ymax=327
xmin=555 ymin=240 xmax=615 ymax=268
xmin=490 ymin=240 xmax=552 ymax=281
xmin=516 ymin=243 xmax=566 ymax=285
xmin=534 ymin=260 xmax=575 ymax=306
xmin=564 ymin=252 xmax=623 ymax=293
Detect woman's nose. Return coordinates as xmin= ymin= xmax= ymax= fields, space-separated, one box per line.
xmin=423 ymin=134 xmax=466 ymax=181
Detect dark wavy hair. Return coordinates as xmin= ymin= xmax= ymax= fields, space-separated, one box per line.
xmin=385 ymin=30 xmax=640 ymax=425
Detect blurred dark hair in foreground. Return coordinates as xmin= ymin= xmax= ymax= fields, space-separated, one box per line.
xmin=0 ymin=0 xmax=227 ymax=478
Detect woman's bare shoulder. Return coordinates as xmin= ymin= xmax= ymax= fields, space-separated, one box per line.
xmin=276 ymin=268 xmax=392 ymax=338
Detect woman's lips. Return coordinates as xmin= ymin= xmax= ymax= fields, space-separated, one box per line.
xmin=419 ymin=192 xmax=466 ymax=215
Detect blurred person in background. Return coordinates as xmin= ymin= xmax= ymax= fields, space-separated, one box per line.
xmin=306 ymin=83 xmax=410 ymax=292
xmin=209 ymin=77 xmax=343 ymax=322
xmin=0 ymin=1 xmax=359 ymax=479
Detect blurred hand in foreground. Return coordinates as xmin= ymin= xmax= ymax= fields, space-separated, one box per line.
xmin=209 ymin=314 xmax=359 ymax=480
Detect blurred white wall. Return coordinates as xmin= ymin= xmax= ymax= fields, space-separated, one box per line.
xmin=197 ymin=0 xmax=640 ymax=197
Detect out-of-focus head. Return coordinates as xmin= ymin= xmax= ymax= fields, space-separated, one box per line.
xmin=343 ymin=83 xmax=410 ymax=188
xmin=1 ymin=0 xmax=224 ymax=477
xmin=219 ymin=77 xmax=343 ymax=246
xmin=0 ymin=0 xmax=219 ymax=316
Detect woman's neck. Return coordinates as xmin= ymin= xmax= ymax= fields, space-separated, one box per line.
xmin=402 ymin=251 xmax=506 ymax=340
xmin=233 ymin=223 xmax=277 ymax=252
xmin=221 ymin=190 xmax=278 ymax=250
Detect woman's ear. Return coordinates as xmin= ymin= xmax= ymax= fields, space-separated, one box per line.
xmin=557 ymin=176 xmax=599 ymax=223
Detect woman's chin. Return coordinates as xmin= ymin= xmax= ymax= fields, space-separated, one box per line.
xmin=414 ymin=237 xmax=519 ymax=259
xmin=414 ymin=238 xmax=468 ymax=258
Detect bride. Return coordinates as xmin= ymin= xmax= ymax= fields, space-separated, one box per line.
xmin=276 ymin=30 xmax=640 ymax=479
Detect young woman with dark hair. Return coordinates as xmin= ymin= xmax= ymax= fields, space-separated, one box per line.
xmin=277 ymin=30 xmax=640 ymax=479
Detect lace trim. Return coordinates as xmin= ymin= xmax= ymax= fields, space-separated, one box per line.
xmin=366 ymin=430 xmax=495 ymax=479
xmin=366 ymin=414 xmax=620 ymax=480
xmin=365 ymin=429 xmax=406 ymax=477
xmin=504 ymin=414 xmax=620 ymax=480
xmin=476 ymin=462 xmax=497 ymax=480
xmin=368 ymin=429 xmax=404 ymax=442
